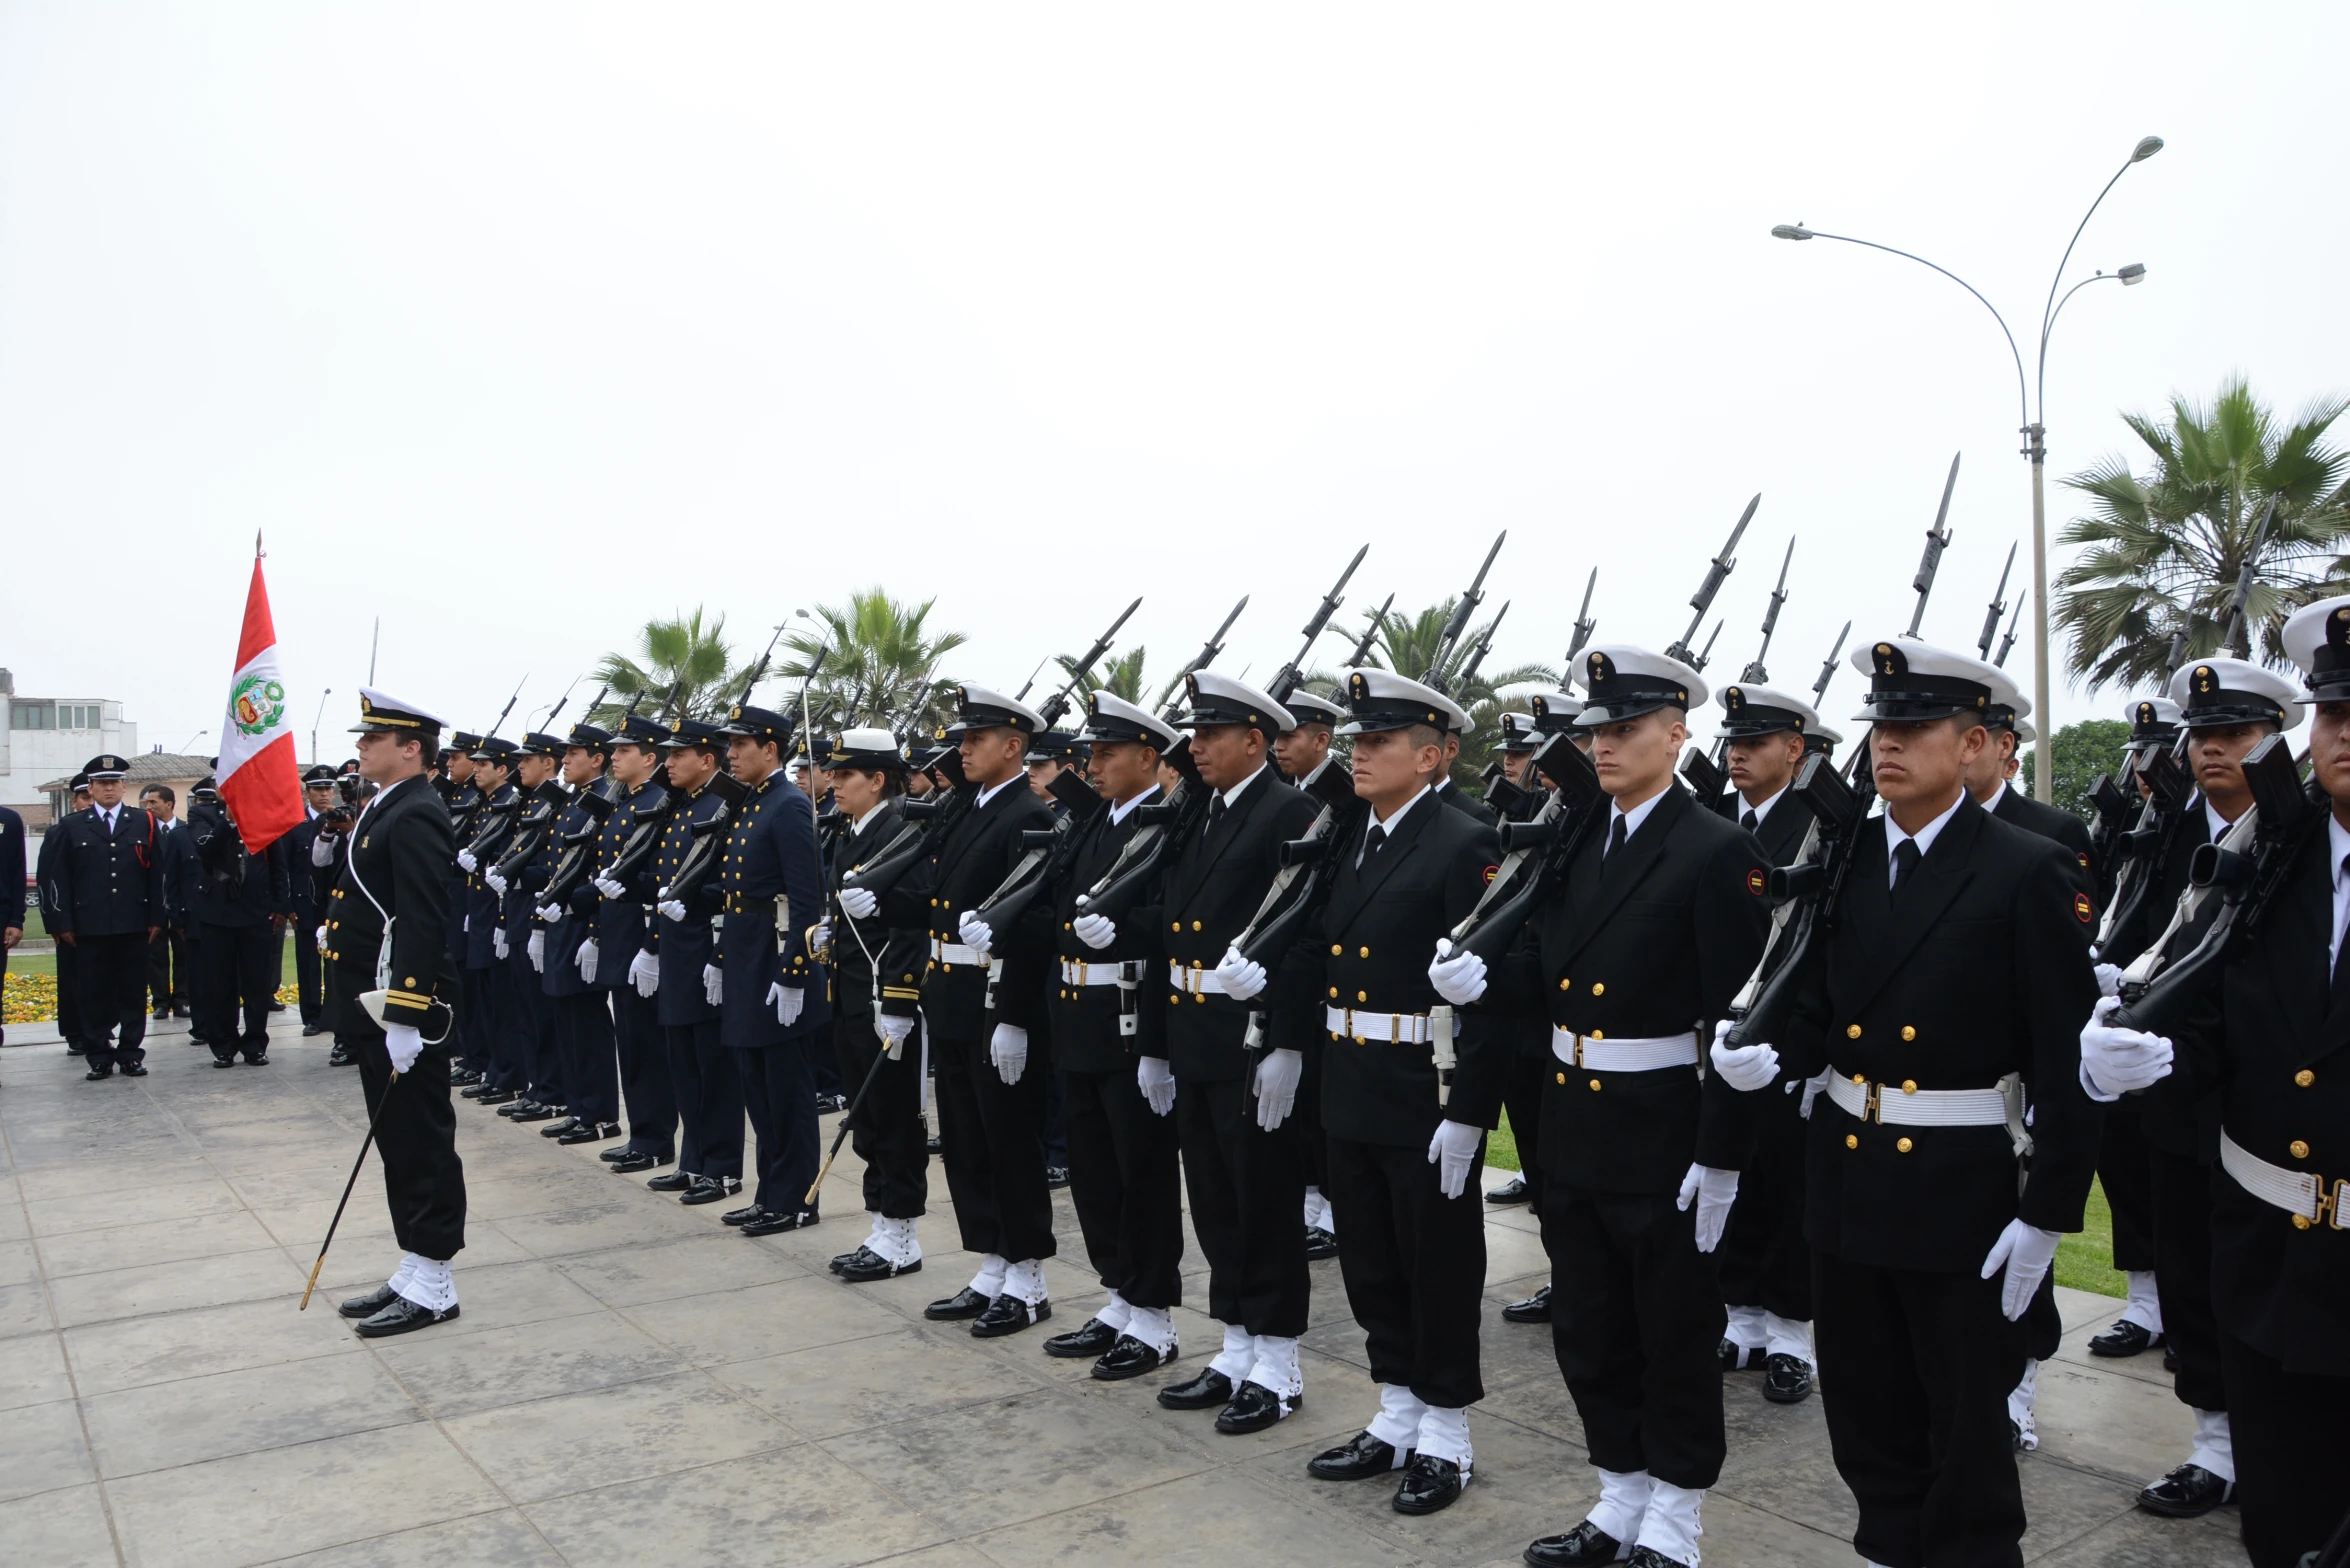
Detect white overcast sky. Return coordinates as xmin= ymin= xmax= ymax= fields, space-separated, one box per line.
xmin=4 ymin=3 xmax=2343 ymax=758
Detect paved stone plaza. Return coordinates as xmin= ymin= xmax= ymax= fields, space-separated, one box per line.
xmin=0 ymin=1015 xmax=2246 ymax=1567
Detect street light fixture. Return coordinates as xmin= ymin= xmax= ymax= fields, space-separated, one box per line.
xmin=1770 ymin=135 xmax=2162 ymax=802
xmin=311 ymin=688 xmax=334 ymax=765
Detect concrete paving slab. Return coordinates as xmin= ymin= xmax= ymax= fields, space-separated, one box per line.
xmin=0 ymin=1479 xmax=119 ymax=1568
xmin=437 ymin=1367 xmax=802 ymax=1503
xmin=79 ymin=1347 xmax=421 ymax=1478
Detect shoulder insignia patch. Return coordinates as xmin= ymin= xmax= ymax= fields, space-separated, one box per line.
xmin=1746 ymin=867 xmax=1767 ymax=897
xmin=1482 ymin=864 xmax=1499 ymax=885
xmin=2073 ymin=891 xmax=2093 ymax=924
xmin=2078 ymin=852 xmax=2090 ymax=871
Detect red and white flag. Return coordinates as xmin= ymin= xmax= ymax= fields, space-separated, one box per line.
xmin=216 ymin=540 xmax=305 ymax=854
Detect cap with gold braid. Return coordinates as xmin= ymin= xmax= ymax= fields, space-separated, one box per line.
xmin=350 ymin=687 xmax=448 ymax=740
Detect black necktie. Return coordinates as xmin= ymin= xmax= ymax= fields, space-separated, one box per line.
xmin=1365 ymin=823 xmax=1387 ymax=860
xmin=1209 ymin=795 xmax=1226 ymax=828
xmin=1892 ymin=838 xmax=1922 ymax=896
xmin=1740 ymin=809 xmax=1759 ymax=835
xmin=1606 ymin=814 xmax=1628 ymax=859
xmin=2333 ymin=854 xmax=2350 ymax=993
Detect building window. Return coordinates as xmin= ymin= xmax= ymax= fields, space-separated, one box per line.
xmin=9 ymin=701 xmax=52 ymax=730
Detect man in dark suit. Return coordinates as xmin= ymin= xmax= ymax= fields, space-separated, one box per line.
xmin=1708 ymin=682 xmax=1827 ymax=1403
xmin=868 ymin=686 xmax=1058 ymax=1326
xmin=0 ymin=800 xmax=22 ymax=1051
xmin=47 ymin=755 xmax=163 ymax=1079
xmin=325 ymin=689 xmax=467 ymax=1338
xmin=1726 ymin=636 xmax=2104 ymax=1568
xmin=1247 ymin=667 xmax=1503 ymax=1515
xmin=285 ymin=767 xmax=338 ymax=1033
xmin=42 ymin=777 xmax=92 ymax=1054
xmin=139 ymin=785 xmax=192 ymax=1018
xmin=187 ymin=780 xmax=292 ymax=1065
xmin=1436 ymin=646 xmax=1770 ymax=1568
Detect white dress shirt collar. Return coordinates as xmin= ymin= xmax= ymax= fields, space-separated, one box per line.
xmin=1108 ymin=784 xmax=1163 ymax=826
xmin=1737 ymin=783 xmax=1789 ymax=827
xmin=973 ymin=774 xmax=1023 ymax=810
xmin=1219 ymin=764 xmax=1269 ymax=812
xmin=1884 ymin=789 xmax=1968 ymax=884
xmin=2328 ymin=812 xmax=2350 ymax=968
xmin=1606 ymin=786 xmax=1670 ymax=850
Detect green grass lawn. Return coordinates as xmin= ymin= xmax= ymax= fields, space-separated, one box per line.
xmin=6 ymin=934 xmax=300 ymax=994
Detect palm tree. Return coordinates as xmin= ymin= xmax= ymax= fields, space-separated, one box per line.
xmin=1319 ymin=598 xmax=1557 ymax=788
xmin=777 ymin=589 xmax=968 ymax=739
xmin=2055 ymin=378 xmax=2350 ymax=690
xmin=588 ymin=607 xmax=741 ymax=726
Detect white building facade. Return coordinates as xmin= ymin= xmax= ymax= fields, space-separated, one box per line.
xmin=2 ymin=668 xmax=140 ymax=823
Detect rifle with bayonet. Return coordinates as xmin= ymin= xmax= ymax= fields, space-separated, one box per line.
xmin=1265 ymin=546 xmax=1367 ymax=705
xmin=1032 ymin=597 xmax=1142 ymax=731
xmin=2093 ymin=740 xmax=2191 ymax=960
xmin=2220 ymin=498 xmax=2281 ymax=659
xmin=1423 ymin=534 xmax=1507 ymax=686
xmin=1906 ymin=453 xmax=1961 ymax=638
xmin=1341 ymin=593 xmax=1395 ymax=671
xmin=1813 ymin=622 xmax=1850 ymax=707
xmin=1666 ymin=496 xmax=1757 ymax=668
xmin=490 ymin=683 xmax=601 ymax=886
xmin=1740 ymin=539 xmax=1795 ymax=684
xmin=1564 ymin=569 xmax=1599 ymax=680
xmin=1976 ymin=543 xmax=2017 ymax=663
xmin=595 ymin=682 xmax=693 ymax=898
xmin=1453 ymin=600 xmax=1508 ymax=695
xmin=1993 ymin=592 xmax=2026 ymax=667
xmin=735 ymin=620 xmax=791 ymax=711
xmin=1439 ymin=732 xmax=1609 ymax=966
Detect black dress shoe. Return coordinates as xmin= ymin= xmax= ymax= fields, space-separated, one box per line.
xmin=449 ymin=1066 xmax=482 ymax=1086
xmin=460 ymin=1082 xmax=494 ymax=1099
xmin=645 ymin=1170 xmax=695 ymax=1193
xmin=721 ymin=1203 xmax=765 ymax=1226
xmin=352 ymin=1296 xmax=460 ymax=1338
xmin=2089 ymin=1319 xmax=2164 ymax=1358
xmin=607 ymin=1150 xmax=669 ymax=1174
xmin=1393 ymin=1453 xmax=1467 ymax=1515
xmin=301 ymin=1023 xmax=326 ymax=1037
xmin=598 ymin=1143 xmax=632 ymax=1162
xmin=1214 ymin=1380 xmax=1298 ymax=1433
xmin=2137 ymin=1461 xmax=2235 ymax=1518
xmin=925 ymin=1133 xmax=943 ymax=1155
xmin=1304 ymin=1226 xmax=1339 ymax=1261
xmin=1524 ymin=1522 xmax=1626 ymax=1568
xmin=555 ymin=1121 xmax=622 ymax=1145
xmin=815 ymin=1092 xmax=849 ymax=1114
xmin=2163 ymin=1344 xmax=2180 ymax=1372
xmin=540 ymin=1116 xmax=581 ymax=1138
xmin=680 ymin=1177 xmax=742 ymax=1206
xmin=327 ymin=1045 xmax=354 ymax=1067
xmin=1625 ymin=1550 xmax=1690 ymax=1568
xmin=122 ymin=1062 xmax=150 ymax=1076
xmin=1504 ymin=1284 xmax=1553 ymax=1324
xmin=474 ymin=1086 xmax=516 ymax=1105
xmin=1156 ymin=1367 xmax=1235 ymax=1410
xmin=1763 ymin=1352 xmax=1813 ymax=1404
xmin=925 ymin=1286 xmax=993 ymax=1321
xmin=1045 ymin=1165 xmax=1071 ymax=1190
xmin=739 ymin=1207 xmax=818 ymax=1236
xmin=1043 ymin=1317 xmax=1120 ymax=1358
xmin=84 ymin=1065 xmax=114 ymax=1081
xmin=339 ymin=1282 xmax=401 ymax=1319
xmin=510 ymin=1102 xmax=561 ymax=1122
xmin=242 ymin=1052 xmax=267 ymax=1067
xmin=1307 ymin=1429 xmax=1410 ymax=1480
xmin=66 ymin=1042 xmax=88 ymax=1056
xmin=1718 ymin=1338 xmax=1765 ymax=1371
xmin=1486 ymin=1173 xmax=1532 ymax=1204
xmin=837 ymin=1246 xmax=920 ymax=1283
xmin=212 ymin=1055 xmax=237 ymax=1068
xmin=971 ymin=1294 xmax=1051 ymax=1338
xmin=1092 ymin=1334 xmax=1175 ymax=1381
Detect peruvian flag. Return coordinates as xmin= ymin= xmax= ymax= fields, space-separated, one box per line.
xmin=216 ymin=539 xmax=305 ymax=855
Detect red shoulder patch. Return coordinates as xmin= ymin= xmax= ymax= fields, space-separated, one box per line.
xmin=2073 ymin=891 xmax=2094 ymax=924
xmin=2077 ymin=851 xmax=2091 ymax=871
xmin=1746 ymin=867 xmax=1767 ymax=897
xmin=1482 ymin=864 xmax=1499 ymax=885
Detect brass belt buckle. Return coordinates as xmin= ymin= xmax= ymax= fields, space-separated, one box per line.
xmin=2316 ymin=1176 xmax=2343 ymax=1231
xmin=1864 ymin=1081 xmax=1883 ymax=1124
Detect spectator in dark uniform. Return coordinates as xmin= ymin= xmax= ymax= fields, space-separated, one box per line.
xmin=0 ymin=800 xmax=22 ymax=1050
xmin=47 ymin=756 xmax=163 ymax=1079
xmin=187 ymin=778 xmax=292 ymax=1065
xmin=139 ymin=785 xmax=191 ymax=1017
xmin=285 ymin=766 xmax=338 ymax=1033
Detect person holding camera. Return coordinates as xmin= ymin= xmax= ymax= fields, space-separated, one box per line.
xmin=186 ymin=776 xmax=292 ymax=1066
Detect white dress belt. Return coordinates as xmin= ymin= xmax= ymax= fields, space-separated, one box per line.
xmin=931 ymin=940 xmax=985 ymax=967
xmin=1550 ymin=1028 xmax=1700 ymax=1073
xmin=1327 ymin=1006 xmax=1434 ymax=1044
xmin=1061 ymin=958 xmax=1139 ymax=987
xmin=2221 ymin=1129 xmax=2344 ymax=1227
xmin=1824 ymin=1073 xmax=2009 ymax=1128
xmin=1170 ymin=960 xmax=1231 ymax=996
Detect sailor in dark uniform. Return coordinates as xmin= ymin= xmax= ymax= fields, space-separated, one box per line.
xmin=1034 ymin=694 xmax=1186 ymax=1374
xmin=536 ymin=724 xmax=623 ymax=1146
xmin=1249 ymin=668 xmax=1504 ymax=1514
xmin=456 ymin=738 xmax=523 ymax=1101
xmin=815 ymin=728 xmax=927 ymax=1274
xmin=310 ymin=762 xmax=368 ymax=1065
xmin=1970 ymin=668 xmax=2097 ymax=893
xmin=590 ymin=714 xmax=678 ymax=1173
xmin=1273 ymin=689 xmax=1344 ymax=791
xmin=646 ymin=719 xmax=745 ymax=1206
xmin=487 ymin=733 xmax=569 ymax=1125
xmin=326 ymin=690 xmax=468 ymax=1338
xmin=1276 ymin=686 xmax=1349 ymax=1258
xmin=1706 ymin=682 xmax=1826 ymax=1401
xmin=1431 ymin=726 xmax=1499 ymax=827
xmin=1721 ymin=637 xmax=2103 ymax=1568
xmin=47 ymin=754 xmax=163 ymax=1078
xmin=712 ymin=704 xmax=831 ymax=1236
xmin=438 ymin=732 xmax=485 ymax=1084
xmin=1434 ymin=647 xmax=1769 ymax=1568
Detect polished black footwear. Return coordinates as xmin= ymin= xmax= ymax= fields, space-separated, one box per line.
xmin=599 ymin=1143 xmax=633 ymax=1162
xmin=815 ymin=1092 xmax=849 ymax=1114
xmin=540 ymin=1116 xmax=582 ymax=1138
xmin=2137 ymin=1461 xmax=2235 ymax=1518
xmin=326 ymin=1045 xmax=354 ymax=1067
xmin=720 ymin=1203 xmax=764 ymax=1227
xmin=680 ymin=1177 xmax=742 ymax=1206
xmin=1092 ymin=1334 xmax=1175 ymax=1381
xmin=970 ymin=1294 xmax=1051 ymax=1338
xmin=84 ymin=1065 xmax=114 ymax=1081
xmin=1718 ymin=1338 xmax=1766 ymax=1371
xmin=1486 ymin=1174 xmax=1532 ymax=1204
xmin=449 ymin=1066 xmax=483 ymax=1087
xmin=2089 ymin=1319 xmax=2164 ymax=1358
xmin=1763 ymin=1352 xmax=1813 ymax=1404
xmin=739 ymin=1207 xmax=818 ymax=1237
xmin=510 ymin=1102 xmax=561 ymax=1122
xmin=1307 ymin=1429 xmax=1410 ymax=1481
xmin=1045 ymin=1165 xmax=1071 ymax=1190
xmin=1156 ymin=1367 xmax=1235 ymax=1410
xmin=122 ymin=1062 xmax=151 ymax=1076
xmin=645 ymin=1170 xmax=695 ymax=1193
xmin=1304 ymin=1226 xmax=1339 ymax=1261
xmin=1214 ymin=1380 xmax=1298 ymax=1434
xmin=212 ymin=1055 xmax=237 ymax=1069
xmin=353 ymin=1297 xmax=460 ymax=1338
xmin=241 ymin=1052 xmax=267 ymax=1068
xmin=837 ymin=1247 xmax=921 ymax=1284
xmin=474 ymin=1086 xmax=517 ymax=1106
xmin=1043 ymin=1316 xmax=1120 ymax=1359
xmin=925 ymin=1133 xmax=942 ymax=1155
xmin=925 ymin=1286 xmax=993 ymax=1321
xmin=1523 ymin=1522 xmax=1625 ymax=1568
xmin=460 ymin=1081 xmax=494 ymax=1099
xmin=607 ymin=1150 xmax=668 ymax=1174
xmin=2163 ymin=1344 xmax=2180 ymax=1372
xmin=555 ymin=1121 xmax=622 ymax=1145
xmin=301 ymin=1023 xmax=327 ymax=1037
xmin=1503 ymin=1284 xmax=1553 ymax=1324
xmin=1624 ymin=1550 xmax=1691 ymax=1568
xmin=1393 ymin=1453 xmax=1467 ymax=1515
xmin=338 ymin=1282 xmax=401 ymax=1319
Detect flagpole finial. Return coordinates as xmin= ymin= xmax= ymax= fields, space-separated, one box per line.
xmin=255 ymin=528 xmax=265 ymax=558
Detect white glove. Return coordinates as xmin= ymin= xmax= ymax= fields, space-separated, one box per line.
xmin=536 ymin=904 xmax=561 ymax=924
xmin=1676 ymin=1162 xmax=1740 ymax=1253
xmin=658 ymin=899 xmax=688 ymax=923
xmin=527 ymin=930 xmax=545 ymax=971
xmin=768 ymin=982 xmax=804 ymax=1027
xmin=576 ymin=938 xmax=599 ymax=984
xmin=628 ymin=949 xmax=660 ymax=998
xmin=1137 ymin=1055 xmax=1177 ymax=1116
xmin=2093 ymin=962 xmax=2124 ymax=999
xmin=877 ymin=1012 xmax=914 ymax=1059
xmin=2078 ymin=994 xmax=2175 ymax=1101
xmin=1709 ymin=1019 xmax=1781 ymax=1093
xmin=1792 ymin=1067 xmax=1832 ymax=1117
xmin=990 ymin=1022 xmax=1029 ymax=1085
xmin=1427 ymin=1119 xmax=1483 ymax=1199
xmin=812 ymin=919 xmax=833 ymax=954
xmin=837 ymin=885 xmax=878 ymax=920
xmin=702 ymin=963 xmax=724 ymax=1007
xmin=1252 ymin=1046 xmax=1303 ymax=1131
xmin=1981 ymin=1219 xmax=2062 ymax=1321
xmin=384 ymin=1023 xmax=425 ymax=1075
xmin=314 ymin=924 xmax=327 ymax=953
xmin=1427 ymin=938 xmax=1488 ymax=1006
xmin=485 ymin=867 xmax=508 ymax=896
xmin=456 ymin=848 xmax=478 ymax=873
xmin=493 ymin=927 xmax=508 ymax=960
xmin=593 ymin=875 xmax=625 ymax=901
xmin=958 ymin=909 xmax=994 ymax=958
xmin=1073 ymin=912 xmax=1117 ymax=950
xmin=1215 ymin=945 xmax=1268 ymax=1002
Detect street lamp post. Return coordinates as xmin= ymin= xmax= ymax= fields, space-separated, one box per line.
xmin=1772 ymin=134 xmax=2161 ymax=802
xmin=310 ymin=688 xmax=334 ymax=765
